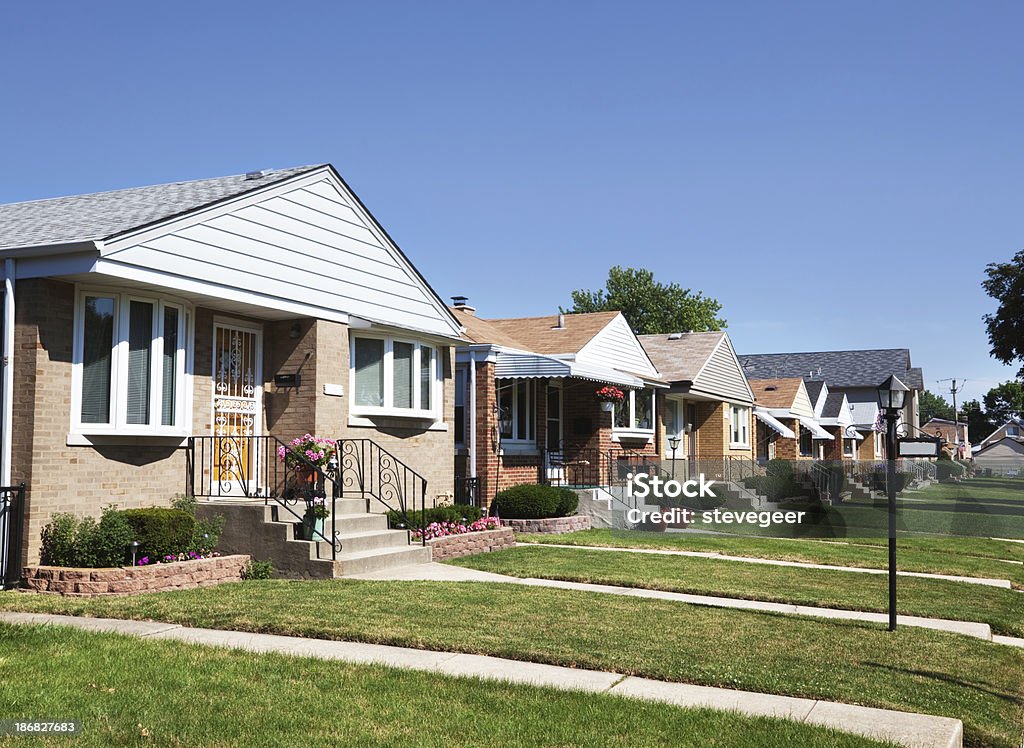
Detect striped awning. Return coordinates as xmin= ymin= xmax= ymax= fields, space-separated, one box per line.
xmin=754 ymin=408 xmax=795 ymax=439
xmin=797 ymin=416 xmax=835 ymax=440
xmin=494 ymin=350 xmax=648 ymax=388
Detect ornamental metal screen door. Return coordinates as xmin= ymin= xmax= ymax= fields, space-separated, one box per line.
xmin=211 ymin=321 xmax=263 ymax=497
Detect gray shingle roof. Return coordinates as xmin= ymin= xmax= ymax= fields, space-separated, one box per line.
xmin=804 ymin=379 xmax=826 ymax=404
xmin=821 ymin=392 xmax=847 ymax=418
xmin=0 ymin=165 xmax=324 ymax=250
xmin=738 ymin=349 xmax=923 ymax=390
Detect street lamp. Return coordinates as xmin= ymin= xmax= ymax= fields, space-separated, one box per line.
xmin=668 ymin=435 xmax=682 ymax=480
xmin=876 ymin=374 xmax=909 ymax=632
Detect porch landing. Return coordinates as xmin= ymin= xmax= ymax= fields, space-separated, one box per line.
xmin=197 ymin=500 xmax=430 ymax=579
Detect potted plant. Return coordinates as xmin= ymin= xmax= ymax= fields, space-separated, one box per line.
xmin=302 ymin=499 xmax=330 ymax=541
xmin=595 ymin=385 xmax=625 ymax=412
xmin=278 ymin=434 xmax=337 ymax=488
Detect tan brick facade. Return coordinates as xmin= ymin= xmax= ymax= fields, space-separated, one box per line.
xmin=11 ymin=279 xmax=455 ymax=565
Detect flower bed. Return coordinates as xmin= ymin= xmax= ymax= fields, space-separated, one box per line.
xmin=21 ymin=555 xmax=250 ymax=597
xmin=427 ymin=528 xmax=515 ymax=561
xmin=412 ymin=516 xmax=501 ymax=541
xmin=501 ymin=515 xmax=591 ymax=534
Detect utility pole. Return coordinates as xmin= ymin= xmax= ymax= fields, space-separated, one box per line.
xmin=937 ymin=378 xmax=966 ymax=453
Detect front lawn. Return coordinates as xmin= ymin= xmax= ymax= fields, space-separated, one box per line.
xmin=1 ymin=581 xmax=1022 ymax=746
xmin=516 ymin=529 xmax=1024 ymax=587
xmin=450 ymin=545 xmax=1024 ymax=636
xmin=0 ymin=624 xmax=889 ymax=748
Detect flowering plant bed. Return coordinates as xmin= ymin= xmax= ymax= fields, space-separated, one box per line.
xmin=138 ymin=551 xmax=222 ymax=566
xmin=595 ymin=385 xmax=625 ymax=404
xmin=277 ymin=433 xmax=337 ymax=469
xmin=426 ymin=527 xmax=515 ymax=561
xmin=412 ymin=516 xmax=501 ymax=541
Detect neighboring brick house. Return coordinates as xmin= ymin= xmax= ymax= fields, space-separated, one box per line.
xmin=637 ymin=331 xmax=755 ymax=480
xmin=451 ymin=303 xmax=666 ymax=508
xmin=922 ymin=418 xmax=970 ymax=459
xmin=0 ymin=164 xmax=463 ymax=567
xmin=811 ymin=385 xmax=862 ymax=461
xmin=747 ymin=377 xmax=835 ymax=462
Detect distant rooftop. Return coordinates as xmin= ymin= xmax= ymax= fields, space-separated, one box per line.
xmin=738 ymin=349 xmax=923 ymax=390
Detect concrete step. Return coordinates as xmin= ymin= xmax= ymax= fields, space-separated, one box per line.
xmin=323 ymin=528 xmax=413 ymax=555
xmin=329 ymin=512 xmax=391 ymax=533
xmin=333 ymin=544 xmax=433 ymax=576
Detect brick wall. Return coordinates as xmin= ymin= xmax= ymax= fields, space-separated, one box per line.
xmin=21 ymin=554 xmax=249 ymax=596
xmin=773 ymin=420 xmax=801 ymax=460
xmin=427 ymin=527 xmax=514 ymax=561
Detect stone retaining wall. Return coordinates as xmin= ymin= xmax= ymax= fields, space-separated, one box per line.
xmin=501 ymin=515 xmax=591 ymax=534
xmin=21 ymin=555 xmax=250 ymax=597
xmin=428 ymin=528 xmax=515 ymax=561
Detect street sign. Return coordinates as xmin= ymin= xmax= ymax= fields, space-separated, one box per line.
xmin=898 ymin=437 xmax=941 ymax=457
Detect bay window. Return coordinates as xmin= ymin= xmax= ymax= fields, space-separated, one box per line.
xmin=74 ymin=289 xmax=191 ymax=434
xmin=730 ymin=404 xmax=750 ymax=447
xmin=613 ymin=388 xmax=656 ymax=433
xmin=350 ymin=335 xmax=439 ymax=417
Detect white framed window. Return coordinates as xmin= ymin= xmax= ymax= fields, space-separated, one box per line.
xmin=613 ymin=388 xmax=656 ymax=433
xmin=843 ymin=438 xmax=856 ymax=458
xmin=350 ymin=334 xmax=439 ymax=418
xmin=72 ymin=287 xmax=191 ymax=435
xmin=497 ymin=379 xmax=535 ymax=444
xmin=1007 ymin=425 xmax=1020 ymax=437
xmin=729 ymin=404 xmax=750 ymax=447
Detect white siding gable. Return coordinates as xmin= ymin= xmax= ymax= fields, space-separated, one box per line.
xmin=691 ymin=334 xmax=755 ymax=404
xmin=790 ymin=381 xmax=816 ymax=419
xmin=576 ymin=314 xmax=659 ymax=377
xmin=98 ymin=167 xmax=460 ymax=337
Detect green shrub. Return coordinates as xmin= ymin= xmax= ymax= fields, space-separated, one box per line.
xmin=118 ymin=507 xmax=196 ymax=561
xmin=40 ymin=508 xmax=133 ymax=568
xmin=555 ymin=488 xmax=579 ymax=517
xmin=937 ymin=461 xmax=966 ymax=481
xmin=387 ymin=504 xmax=484 ymax=529
xmin=170 ymin=494 xmax=224 ymax=552
xmin=491 ymin=484 xmax=563 ymax=519
xmin=242 ymin=559 xmax=274 ymax=580
xmin=39 ymin=514 xmax=81 ymax=567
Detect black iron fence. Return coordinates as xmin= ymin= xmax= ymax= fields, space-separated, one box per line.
xmin=0 ymin=483 xmax=26 ymax=590
xmin=187 ymin=436 xmax=428 ymax=554
xmin=454 ymin=477 xmax=480 ymax=507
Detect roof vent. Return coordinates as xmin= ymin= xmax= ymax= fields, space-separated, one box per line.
xmin=553 ymin=313 xmax=566 ymax=329
xmin=245 ymin=169 xmax=273 ymax=180
xmin=451 ymin=296 xmax=475 ymax=314
xmin=765 ymin=385 xmax=777 ymax=391
xmin=668 ymin=332 xmax=683 ymax=340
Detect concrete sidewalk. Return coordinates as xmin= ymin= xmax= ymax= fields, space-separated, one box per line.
xmin=0 ymin=611 xmax=962 ymax=748
xmin=520 ymin=542 xmax=1014 ymax=588
xmin=351 ymin=562 xmax=1024 ymax=644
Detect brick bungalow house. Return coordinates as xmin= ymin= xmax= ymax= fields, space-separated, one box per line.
xmin=809 ymin=383 xmax=862 ymax=461
xmin=748 ymin=377 xmax=834 ymax=462
xmin=0 ymin=164 xmax=464 ymax=571
xmin=922 ymin=417 xmax=970 ymax=459
xmin=637 ymin=331 xmax=756 ymax=481
xmin=451 ymin=303 xmax=666 ymax=508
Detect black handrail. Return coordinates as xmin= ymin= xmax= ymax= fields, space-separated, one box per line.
xmin=1 ymin=483 xmax=26 ymax=589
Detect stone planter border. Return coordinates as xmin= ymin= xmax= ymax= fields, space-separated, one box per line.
xmin=501 ymin=515 xmax=591 ymax=534
xmin=427 ymin=528 xmax=515 ymax=561
xmin=21 ymin=555 xmax=250 ymax=597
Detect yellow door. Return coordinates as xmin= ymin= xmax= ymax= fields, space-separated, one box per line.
xmin=212 ymin=321 xmax=262 ymax=496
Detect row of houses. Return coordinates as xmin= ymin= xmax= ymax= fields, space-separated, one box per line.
xmin=0 ymin=163 xmax=924 ymax=567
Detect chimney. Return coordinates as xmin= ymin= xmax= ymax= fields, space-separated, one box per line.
xmin=451 ymin=296 xmax=475 ymax=315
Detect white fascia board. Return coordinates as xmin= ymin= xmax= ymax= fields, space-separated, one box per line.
xmin=93 ymin=259 xmax=350 ymax=323
xmin=14 ymin=251 xmax=101 ymax=279
xmin=0 ymin=239 xmax=103 ymax=258
xmin=348 ymin=316 xmax=465 ymax=345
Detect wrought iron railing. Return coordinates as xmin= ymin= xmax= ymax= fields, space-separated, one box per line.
xmin=0 ymin=483 xmax=26 ymax=590
xmin=454 ymin=477 xmax=480 ymax=507
xmin=186 ymin=436 xmax=430 ymax=555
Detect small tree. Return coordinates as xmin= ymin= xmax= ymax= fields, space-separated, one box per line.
xmin=961 ymin=399 xmax=996 ymax=443
xmin=983 ymin=249 xmax=1024 ymax=377
xmin=565 ymin=266 xmax=725 ymax=335
xmin=919 ymin=389 xmax=954 ymax=423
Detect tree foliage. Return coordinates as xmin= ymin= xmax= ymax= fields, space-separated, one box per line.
xmin=982 ymin=380 xmax=1024 ymax=425
xmin=960 ymin=399 xmax=996 ymax=444
xmin=918 ymin=389 xmax=953 ymax=424
xmin=565 ymin=266 xmax=726 ymax=335
xmin=983 ymin=249 xmax=1024 ymax=377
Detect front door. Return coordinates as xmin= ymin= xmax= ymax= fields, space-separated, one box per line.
xmin=211 ymin=320 xmax=263 ymax=496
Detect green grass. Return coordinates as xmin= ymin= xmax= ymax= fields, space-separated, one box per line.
xmin=1 ymin=581 xmax=1022 ymax=746
xmin=450 ymin=545 xmax=1024 ymax=636
xmin=0 ymin=624 xmax=891 ymax=748
xmin=516 ymin=529 xmax=1024 ymax=587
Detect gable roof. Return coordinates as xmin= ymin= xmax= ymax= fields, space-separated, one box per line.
xmin=975 ymin=417 xmax=1024 ymax=450
xmin=0 ymin=165 xmax=323 ymax=250
xmin=738 ymin=349 xmax=924 ymax=390
xmin=805 ymin=380 xmax=826 ymax=406
xmin=821 ymin=392 xmax=848 ymax=419
xmin=749 ymin=377 xmax=804 ymax=409
xmin=637 ymin=332 xmax=724 ymax=382
xmin=452 ymin=308 xmax=525 ymax=347
xmin=481 ymin=312 xmax=620 ymax=355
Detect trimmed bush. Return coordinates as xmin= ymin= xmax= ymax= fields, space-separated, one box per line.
xmin=118 ymin=508 xmax=196 ymax=562
xmin=491 ymin=484 xmax=564 ymax=519
xmin=387 ymin=504 xmax=483 ymax=529
xmin=39 ymin=508 xmax=133 ymax=568
xmin=171 ymin=494 xmax=224 ymax=553
xmin=937 ymin=460 xmax=966 ymax=481
xmin=555 ymin=488 xmax=579 ymax=517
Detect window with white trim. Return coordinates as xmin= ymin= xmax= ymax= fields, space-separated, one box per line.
xmin=1007 ymin=425 xmax=1020 ymax=437
xmin=350 ymin=335 xmax=439 ymax=417
xmin=74 ymin=289 xmax=191 ymax=434
xmin=497 ymin=379 xmax=535 ymax=443
xmin=730 ymin=404 xmax=750 ymax=447
xmin=843 ymin=438 xmax=856 ymax=457
xmin=613 ymin=388 xmax=656 ymax=432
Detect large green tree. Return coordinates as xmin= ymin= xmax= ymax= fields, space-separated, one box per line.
xmin=918 ymin=389 xmax=954 ymax=423
xmin=565 ymin=266 xmax=726 ymax=335
xmin=982 ymin=380 xmax=1024 ymax=425
xmin=983 ymin=249 xmax=1024 ymax=377
xmin=960 ymin=399 xmax=996 ymax=443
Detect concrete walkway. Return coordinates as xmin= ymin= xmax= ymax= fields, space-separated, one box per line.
xmin=352 ymin=562 xmax=1024 ymax=645
xmin=0 ymin=612 xmax=962 ymax=748
xmin=517 ymin=542 xmax=1014 ymax=588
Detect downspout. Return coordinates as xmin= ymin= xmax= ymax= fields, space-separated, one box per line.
xmin=468 ymin=351 xmax=477 ymax=480
xmin=2 ymin=259 xmax=14 ymax=486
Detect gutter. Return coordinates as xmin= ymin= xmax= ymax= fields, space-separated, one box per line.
xmin=2 ymin=259 xmax=14 ymax=485
xmin=0 ymin=240 xmax=102 ymax=259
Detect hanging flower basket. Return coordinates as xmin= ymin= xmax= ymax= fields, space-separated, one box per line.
xmin=595 ymin=386 xmax=625 ymax=411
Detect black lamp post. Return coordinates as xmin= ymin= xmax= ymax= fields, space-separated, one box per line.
xmin=876 ymin=374 xmax=909 ymax=632
xmin=668 ymin=435 xmax=681 ymax=480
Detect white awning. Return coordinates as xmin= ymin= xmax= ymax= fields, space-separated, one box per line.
xmin=754 ymin=409 xmax=795 ymax=439
xmin=494 ymin=350 xmax=647 ymax=388
xmin=797 ymin=416 xmax=835 ymax=440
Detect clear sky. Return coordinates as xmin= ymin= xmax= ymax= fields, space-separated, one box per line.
xmin=2 ymin=1 xmax=1021 ymax=404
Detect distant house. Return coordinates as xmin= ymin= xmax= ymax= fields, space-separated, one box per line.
xmin=638 ymin=331 xmax=755 ymax=479
xmin=972 ymin=418 xmax=1024 ymax=473
xmin=452 ymin=303 xmax=666 ymax=506
xmin=922 ymin=418 xmax=970 ymax=459
xmin=808 ymin=382 xmax=862 ymax=461
xmin=739 ymin=348 xmax=923 ymax=458
xmin=747 ymin=377 xmax=834 ymax=462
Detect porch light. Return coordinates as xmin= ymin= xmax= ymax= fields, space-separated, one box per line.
xmin=497 ymin=406 xmax=513 ymax=435
xmin=668 ymin=435 xmax=682 ymax=452
xmin=876 ymin=375 xmax=909 ymax=413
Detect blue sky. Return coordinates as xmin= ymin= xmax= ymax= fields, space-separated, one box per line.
xmin=2 ymin=1 xmax=1021 ymax=404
